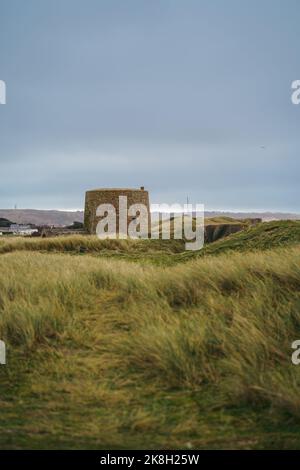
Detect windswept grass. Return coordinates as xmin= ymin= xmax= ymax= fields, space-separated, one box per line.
xmin=1 ymin=221 xmax=300 ymax=265
xmin=0 ymin=235 xmax=185 ymax=265
xmin=196 ymin=220 xmax=300 ymax=255
xmin=1 ymin=245 xmax=300 ymax=448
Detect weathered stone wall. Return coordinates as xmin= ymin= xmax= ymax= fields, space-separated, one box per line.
xmin=84 ymin=188 xmax=151 ymax=235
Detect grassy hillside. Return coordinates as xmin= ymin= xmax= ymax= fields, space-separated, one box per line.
xmin=204 ymin=215 xmax=243 ymax=224
xmin=0 ymin=235 xmax=185 ymax=266
xmin=1 ymin=244 xmax=300 ymax=449
xmin=202 ymin=220 xmax=300 ymax=254
xmin=0 ymin=209 xmax=84 ymax=226
xmin=0 ymin=221 xmax=300 ymax=265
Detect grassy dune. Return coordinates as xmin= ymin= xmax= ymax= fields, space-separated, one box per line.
xmin=0 ymin=220 xmax=300 ymax=264
xmin=199 ymin=219 xmax=300 ymax=254
xmin=0 ymin=234 xmax=185 ymax=264
xmin=1 ymin=239 xmax=300 ymax=448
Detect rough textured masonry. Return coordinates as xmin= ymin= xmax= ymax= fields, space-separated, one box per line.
xmin=84 ymin=187 xmax=151 ymax=235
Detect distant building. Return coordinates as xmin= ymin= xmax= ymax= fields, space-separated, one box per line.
xmin=1 ymin=224 xmax=38 ymax=236
xmin=0 ymin=227 xmax=11 ymax=235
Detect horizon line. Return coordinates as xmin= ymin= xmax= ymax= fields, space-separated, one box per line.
xmin=1 ymin=207 xmax=300 ymax=215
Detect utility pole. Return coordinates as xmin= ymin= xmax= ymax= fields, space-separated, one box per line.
xmin=186 ymin=195 xmax=190 ymax=215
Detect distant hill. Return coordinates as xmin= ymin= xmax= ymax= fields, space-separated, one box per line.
xmin=0 ymin=209 xmax=299 ymax=227
xmin=0 ymin=217 xmax=14 ymax=227
xmin=204 ymin=210 xmax=300 ymax=221
xmin=152 ymin=210 xmax=300 ymax=222
xmin=0 ymin=210 xmax=84 ymax=226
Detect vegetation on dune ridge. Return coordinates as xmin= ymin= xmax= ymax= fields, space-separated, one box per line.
xmin=0 ymin=221 xmax=300 ymax=265
xmin=1 ymin=246 xmax=300 ymax=448
xmin=201 ymin=219 xmax=300 ymax=254
xmin=204 ymin=215 xmax=244 ymax=224
xmin=0 ymin=234 xmax=185 ymax=256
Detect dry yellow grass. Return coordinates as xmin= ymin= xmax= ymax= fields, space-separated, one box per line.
xmin=1 ymin=245 xmax=300 ymax=448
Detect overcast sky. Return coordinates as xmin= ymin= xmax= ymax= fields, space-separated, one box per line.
xmin=0 ymin=0 xmax=299 ymax=211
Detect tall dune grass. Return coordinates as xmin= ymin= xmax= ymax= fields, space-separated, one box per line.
xmin=1 ymin=221 xmax=300 ymax=264
xmin=0 ymin=234 xmax=184 ymax=255
xmin=1 ymin=245 xmax=300 ymax=433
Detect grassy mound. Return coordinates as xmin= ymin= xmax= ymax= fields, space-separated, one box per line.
xmin=203 ymin=219 xmax=300 ymax=251
xmin=1 ymin=246 xmax=300 ymax=449
xmin=1 ymin=221 xmax=300 ymax=266
xmin=205 ymin=215 xmax=244 ymax=224
xmin=0 ymin=235 xmax=185 ymax=264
